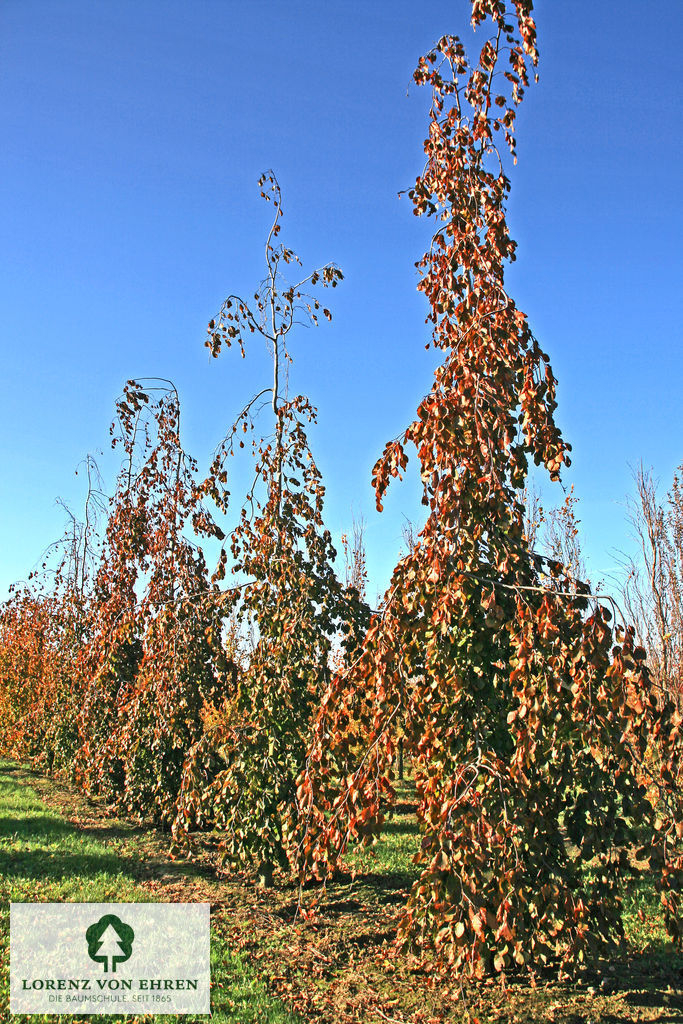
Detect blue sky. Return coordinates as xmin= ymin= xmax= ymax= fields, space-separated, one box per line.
xmin=1 ymin=1 xmax=681 ymax=602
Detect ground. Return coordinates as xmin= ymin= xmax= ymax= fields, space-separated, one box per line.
xmin=1 ymin=760 xmax=682 ymax=1023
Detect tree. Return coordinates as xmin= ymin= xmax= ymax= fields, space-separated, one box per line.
xmin=94 ymin=926 xmax=126 ymax=973
xmin=341 ymin=512 xmax=368 ymax=604
xmin=524 ymin=482 xmax=589 ymax=592
xmin=0 ymin=462 xmax=105 ymax=773
xmin=620 ymin=462 xmax=683 ymax=708
xmin=296 ymin=0 xmax=683 ymax=975
xmin=86 ymin=914 xmax=134 ymax=973
xmin=173 ymin=173 xmax=370 ymax=884
xmin=75 ymin=379 xmax=227 ymax=825
xmin=0 ymin=586 xmax=55 ymax=762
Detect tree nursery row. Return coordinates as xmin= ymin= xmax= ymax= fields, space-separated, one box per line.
xmin=1 ymin=0 xmax=682 ymax=979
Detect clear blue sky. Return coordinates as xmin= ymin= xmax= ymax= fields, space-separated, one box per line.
xmin=1 ymin=1 xmax=681 ymax=602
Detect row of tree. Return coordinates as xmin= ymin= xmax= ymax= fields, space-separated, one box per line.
xmin=1 ymin=0 xmax=682 ymax=977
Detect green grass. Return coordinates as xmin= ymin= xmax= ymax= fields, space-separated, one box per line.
xmin=0 ymin=760 xmax=300 ymax=1024
xmin=621 ymin=873 xmax=671 ymax=951
xmin=2 ymin=758 xmax=680 ymax=1024
xmin=346 ymin=776 xmax=421 ymax=881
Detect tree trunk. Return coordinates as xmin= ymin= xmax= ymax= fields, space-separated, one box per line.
xmin=258 ymin=859 xmax=274 ymax=888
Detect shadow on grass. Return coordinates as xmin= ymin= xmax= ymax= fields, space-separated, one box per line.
xmin=619 ymin=950 xmax=683 ymax=1013
xmin=0 ymin=789 xmax=217 ymax=888
xmin=70 ymin=821 xmax=152 ymax=843
xmin=388 ymin=801 xmax=418 ymax=817
xmin=489 ymin=945 xmax=683 ymax=1024
xmin=0 ymin=846 xmax=141 ymax=881
xmin=0 ymin=813 xmax=75 ymax=840
xmin=347 ymin=869 xmax=418 ymax=905
xmin=382 ymin=820 xmax=419 ymax=837
xmin=0 ymin=838 xmax=218 ymax=886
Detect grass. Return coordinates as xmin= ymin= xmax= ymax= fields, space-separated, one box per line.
xmin=346 ymin=776 xmax=421 ymax=880
xmin=2 ymin=758 xmax=682 ymax=1023
xmin=0 ymin=759 xmax=300 ymax=1024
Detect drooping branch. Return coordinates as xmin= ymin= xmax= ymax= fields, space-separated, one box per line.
xmin=296 ymin=0 xmax=683 ymax=977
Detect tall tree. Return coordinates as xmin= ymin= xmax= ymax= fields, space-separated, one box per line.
xmin=75 ymin=380 xmax=226 ymax=825
xmin=0 ymin=461 xmax=105 ymax=773
xmin=621 ymin=462 xmax=683 ymax=708
xmin=173 ymin=174 xmax=370 ymax=884
xmin=296 ymin=0 xmax=683 ymax=974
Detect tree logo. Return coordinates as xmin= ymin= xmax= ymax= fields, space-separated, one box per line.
xmin=85 ymin=914 xmax=135 ymax=973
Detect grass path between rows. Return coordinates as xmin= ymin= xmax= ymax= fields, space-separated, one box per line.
xmin=2 ymin=759 xmax=683 ymax=1024
xmin=0 ymin=759 xmax=300 ymax=1024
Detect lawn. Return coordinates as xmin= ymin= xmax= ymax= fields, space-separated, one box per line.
xmin=1 ymin=759 xmax=682 ymax=1023
xmin=0 ymin=760 xmax=299 ymax=1024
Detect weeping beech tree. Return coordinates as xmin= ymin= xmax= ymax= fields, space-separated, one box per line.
xmin=0 ymin=458 xmax=106 ymax=773
xmin=75 ymin=380 xmax=227 ymax=825
xmin=172 ymin=173 xmax=370 ymax=884
xmin=295 ymin=0 xmax=683 ymax=975
xmin=0 ymin=584 xmax=82 ymax=771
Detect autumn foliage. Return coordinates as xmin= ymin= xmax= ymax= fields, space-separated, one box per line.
xmin=173 ymin=179 xmax=369 ymax=878
xmin=72 ymin=381 xmax=228 ymax=825
xmin=1 ymin=0 xmax=682 ymax=984
xmin=292 ymin=0 xmax=683 ymax=975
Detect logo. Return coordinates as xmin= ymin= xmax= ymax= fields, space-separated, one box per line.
xmin=11 ymin=902 xmax=209 ymax=1014
xmin=85 ymin=914 xmax=135 ymax=973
